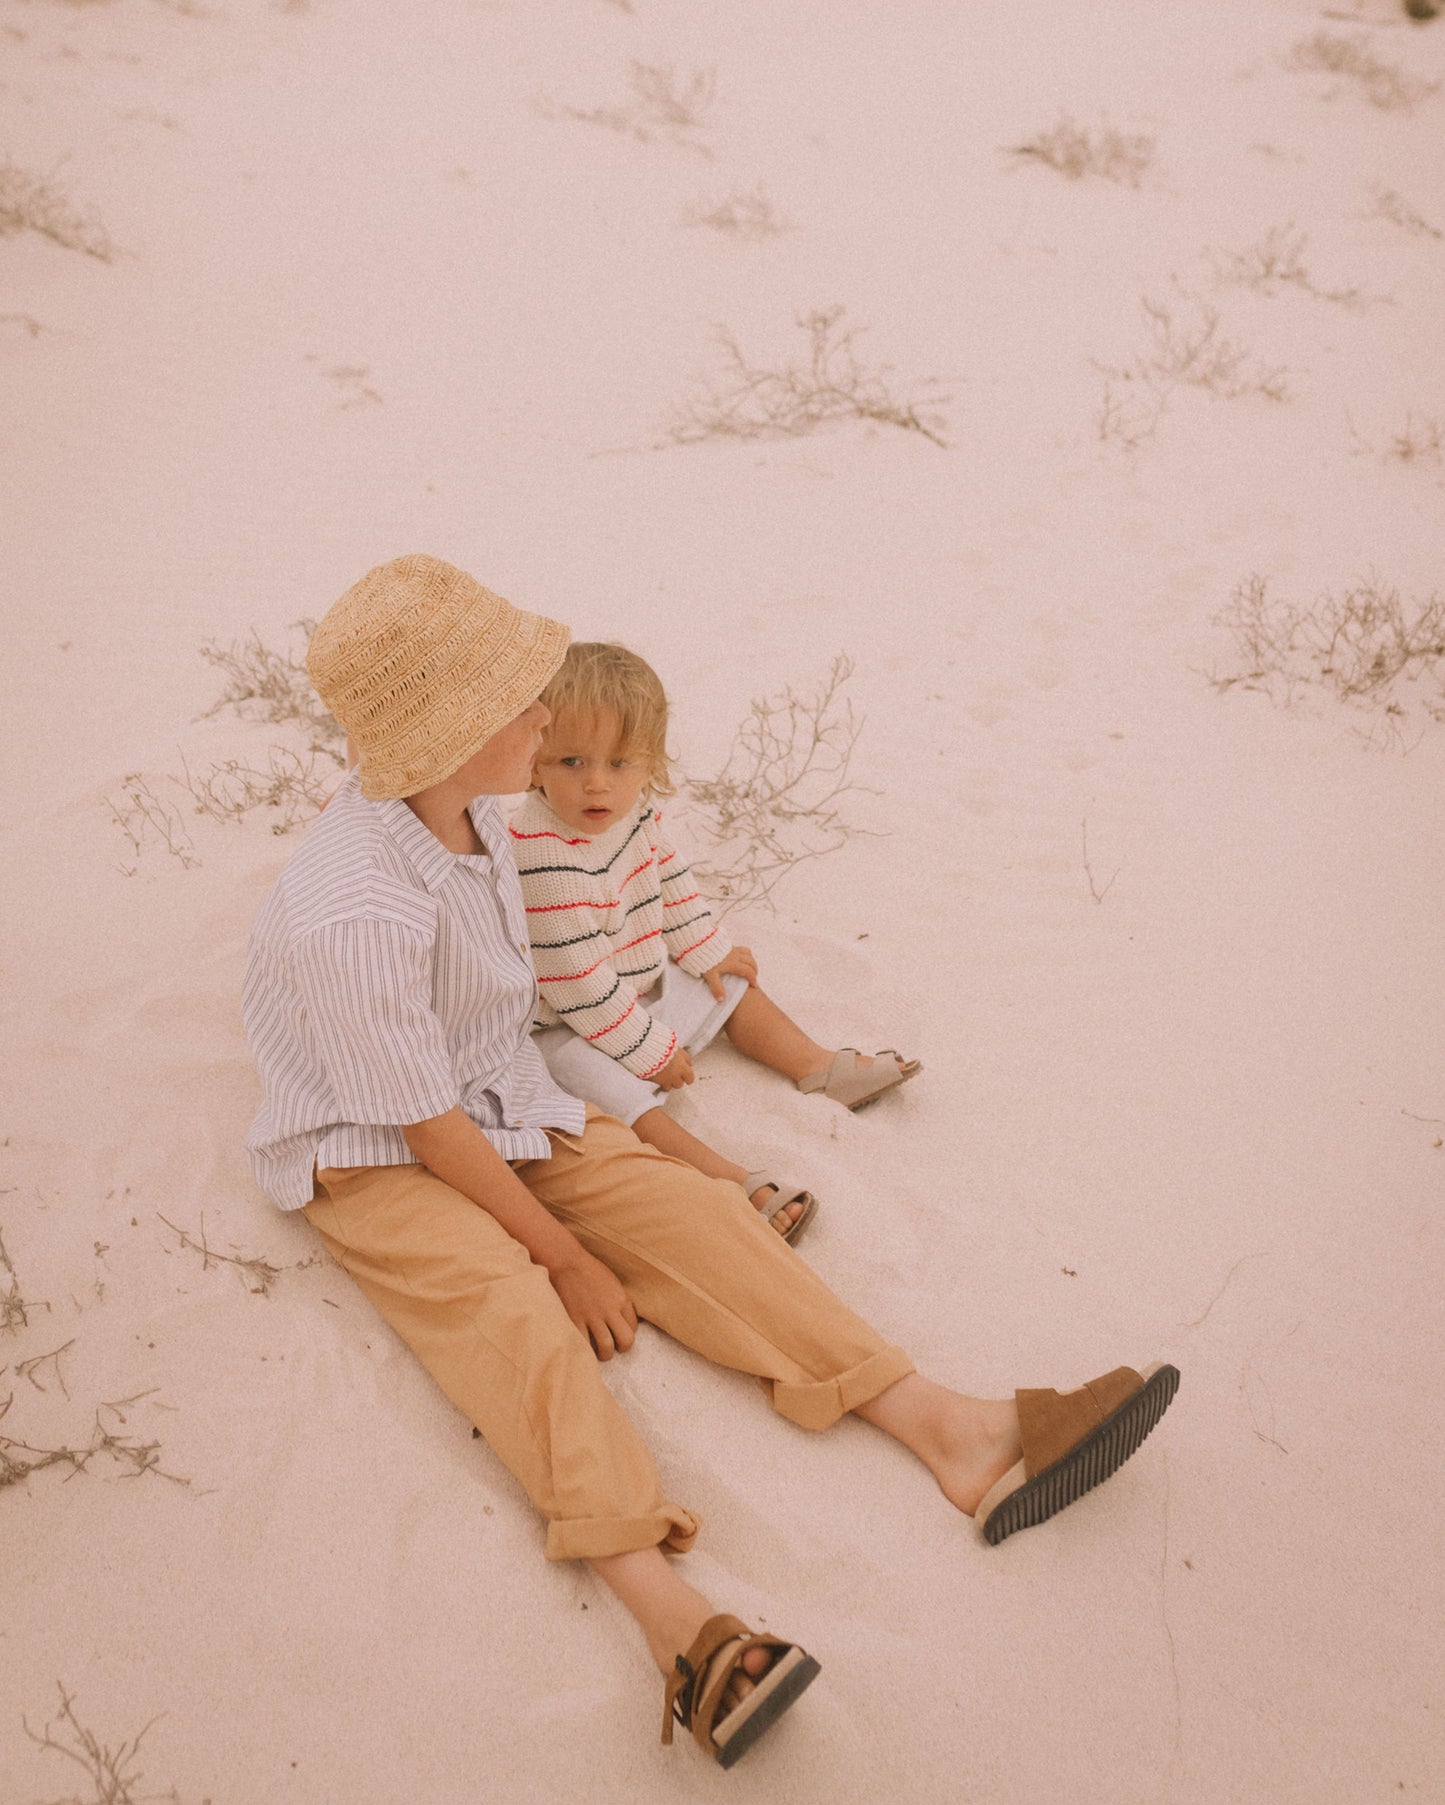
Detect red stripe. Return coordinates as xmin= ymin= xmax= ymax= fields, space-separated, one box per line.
xmin=622 ymin=855 xmax=654 ymax=889
xmin=536 ymin=930 xmax=660 ymax=984
xmin=526 ymin=899 xmax=619 ymax=914
xmin=659 ymin=850 xmax=677 ymax=866
xmin=674 ymin=925 xmax=720 ymax=962
xmin=509 ymin=826 xmax=589 ymax=845
xmin=584 ymin=1001 xmax=637 ymax=1043
xmin=662 ymin=891 xmax=700 ymax=909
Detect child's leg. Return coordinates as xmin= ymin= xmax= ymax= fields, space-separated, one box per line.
xmin=721 ymin=985 xmax=885 ymax=1084
xmin=633 ymin=1106 xmax=805 ymax=1234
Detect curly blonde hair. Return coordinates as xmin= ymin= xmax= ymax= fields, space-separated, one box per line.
xmin=535 ymin=641 xmax=675 ymax=796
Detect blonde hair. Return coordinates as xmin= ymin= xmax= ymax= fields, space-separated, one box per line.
xmin=536 ymin=641 xmax=675 ymax=796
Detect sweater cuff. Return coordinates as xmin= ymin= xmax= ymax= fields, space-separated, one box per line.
xmin=673 ymin=921 xmax=731 ymax=979
xmin=623 ymin=1018 xmax=679 ymax=1080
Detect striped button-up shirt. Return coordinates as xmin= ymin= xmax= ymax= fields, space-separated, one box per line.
xmin=242 ymin=772 xmax=585 ymax=1208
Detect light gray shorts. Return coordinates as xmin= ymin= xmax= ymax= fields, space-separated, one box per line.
xmin=533 ymin=962 xmax=749 ymax=1127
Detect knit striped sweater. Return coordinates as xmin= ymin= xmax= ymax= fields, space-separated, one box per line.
xmin=508 ymin=792 xmax=732 ymax=1080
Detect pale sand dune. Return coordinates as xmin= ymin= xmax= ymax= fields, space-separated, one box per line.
xmin=3 ymin=1 xmax=1443 ymax=1799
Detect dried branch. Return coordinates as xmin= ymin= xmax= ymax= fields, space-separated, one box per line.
xmin=17 ymin=1338 xmax=75 ymax=1399
xmin=177 ymin=746 xmax=333 ymax=834
xmin=23 ymin=1683 xmax=182 ymax=1805
xmin=106 ymin=776 xmax=199 ymax=874
xmin=681 ymin=653 xmax=875 ymax=910
xmin=1008 ymin=114 xmax=1154 ymax=187
xmin=0 ymin=160 xmax=114 ymax=260
xmin=196 ymin=621 xmax=342 ymax=755
xmin=664 ymin=307 xmax=949 ymax=449
xmin=1288 ymin=31 xmax=1438 ymax=111
xmin=156 ymin=1213 xmax=284 ymax=1296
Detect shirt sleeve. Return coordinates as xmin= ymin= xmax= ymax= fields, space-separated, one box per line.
xmin=291 ymin=916 xmax=460 ymax=1125
xmin=653 ymin=815 xmax=732 ymax=978
xmin=523 ymin=863 xmax=678 ymax=1079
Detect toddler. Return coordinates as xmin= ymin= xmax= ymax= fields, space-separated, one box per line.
xmin=509 ymin=642 xmax=920 ymax=1243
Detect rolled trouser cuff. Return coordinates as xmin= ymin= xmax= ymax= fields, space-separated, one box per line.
xmin=766 ymin=1346 xmax=916 ymax=1430
xmin=544 ymin=1502 xmax=702 ymax=1562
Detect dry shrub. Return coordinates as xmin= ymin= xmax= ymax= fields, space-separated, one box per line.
xmin=684 ymin=183 xmax=787 ymax=239
xmin=107 ymin=775 xmax=200 ymax=873
xmin=1009 ymin=114 xmax=1154 ymax=187
xmin=1210 ymin=573 xmax=1445 ymax=738
xmin=1 ymin=1393 xmax=188 ymax=1491
xmin=1210 ymin=224 xmax=1366 ymax=306
xmin=665 ymin=306 xmax=949 ymax=449
xmin=179 ymin=747 xmax=333 ymax=834
xmin=1386 ymin=414 xmax=1443 ymax=464
xmin=1287 ymin=32 xmax=1438 ymax=111
xmin=1368 ymin=186 xmax=1441 ymax=240
xmin=197 ymin=622 xmax=342 ymax=755
xmin=543 ymin=61 xmax=716 ymax=153
xmin=1096 ymin=293 xmax=1289 ymax=449
xmin=157 ymin=1212 xmax=303 ymax=1295
xmin=0 ymin=160 xmax=114 ymax=260
xmin=23 ymin=1683 xmax=186 ymax=1805
xmin=681 ymin=653 xmax=873 ymax=909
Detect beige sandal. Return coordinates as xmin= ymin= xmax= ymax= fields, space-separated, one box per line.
xmin=743 ymin=1171 xmax=820 ymax=1245
xmin=662 ymin=1613 xmax=821 ymax=1769
xmin=796 ymin=1047 xmax=922 ymax=1111
xmin=977 ymin=1361 xmax=1180 ymax=1546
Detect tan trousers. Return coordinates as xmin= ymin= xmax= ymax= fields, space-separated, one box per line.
xmin=306 ymin=1110 xmax=914 ymax=1560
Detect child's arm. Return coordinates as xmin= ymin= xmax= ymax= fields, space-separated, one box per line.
xmin=653 ymin=813 xmax=734 ymax=977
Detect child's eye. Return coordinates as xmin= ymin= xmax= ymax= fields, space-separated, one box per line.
xmin=611 ymin=759 xmax=632 ymax=770
xmin=560 ymin=756 xmax=583 ymax=768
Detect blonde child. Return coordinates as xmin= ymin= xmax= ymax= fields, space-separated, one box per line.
xmin=509 ymin=642 xmax=921 ymax=1244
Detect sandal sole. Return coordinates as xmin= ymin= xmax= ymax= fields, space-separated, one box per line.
xmin=980 ymin=1362 xmax=1180 ymax=1546
xmin=713 ymin=1650 xmax=822 ymax=1769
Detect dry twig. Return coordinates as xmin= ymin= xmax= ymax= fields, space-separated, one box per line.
xmin=1209 ymin=572 xmax=1445 ymax=733
xmin=542 ymin=61 xmax=716 ymax=153
xmin=156 ymin=1213 xmax=284 ymax=1295
xmin=1 ymin=1399 xmax=188 ymax=1491
xmin=177 ymin=747 xmax=333 ymax=833
xmin=681 ymin=653 xmax=873 ymax=909
xmin=1009 ymin=114 xmax=1154 ymax=187
xmin=664 ymin=307 xmax=948 ymax=449
xmin=1287 ymin=31 xmax=1438 ymax=111
xmin=196 ymin=622 xmax=342 ymax=755
xmin=17 ymin=1338 xmax=75 ymax=1399
xmin=106 ymin=776 xmax=199 ymax=874
xmin=0 ymin=160 xmax=114 ymax=260
xmin=24 ymin=1683 xmax=183 ymax=1805
xmin=683 ymin=183 xmax=787 ymax=239
xmin=1367 ymin=185 xmax=1442 ymax=240
xmin=1209 ymin=224 xmax=1368 ymax=307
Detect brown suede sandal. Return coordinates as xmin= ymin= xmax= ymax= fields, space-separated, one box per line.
xmin=977 ymin=1360 xmax=1180 ymax=1546
xmin=661 ymin=1613 xmax=821 ymax=1770
xmin=796 ymin=1047 xmax=923 ymax=1111
xmin=743 ymin=1171 xmax=820 ymax=1245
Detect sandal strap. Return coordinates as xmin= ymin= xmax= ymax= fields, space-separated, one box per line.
xmin=661 ymin=1613 xmax=751 ymax=1747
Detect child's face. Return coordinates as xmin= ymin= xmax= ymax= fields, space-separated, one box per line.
xmin=533 ymin=708 xmax=651 ymax=835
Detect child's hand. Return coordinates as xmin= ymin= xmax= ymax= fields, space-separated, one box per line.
xmin=703 ymin=946 xmax=758 ymax=1000
xmin=653 ymin=1046 xmax=696 ymax=1090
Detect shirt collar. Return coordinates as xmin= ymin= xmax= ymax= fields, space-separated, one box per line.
xmin=377 ymin=794 xmax=503 ymax=895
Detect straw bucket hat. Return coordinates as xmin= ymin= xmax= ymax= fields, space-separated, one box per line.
xmin=308 ymin=554 xmax=570 ymax=800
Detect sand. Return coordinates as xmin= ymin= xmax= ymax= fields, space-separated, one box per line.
xmin=3 ymin=0 xmax=1443 ymax=1799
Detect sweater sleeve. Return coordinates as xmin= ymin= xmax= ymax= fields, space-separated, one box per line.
xmin=520 ymin=858 xmax=679 ymax=1079
xmin=653 ymin=814 xmax=732 ymax=977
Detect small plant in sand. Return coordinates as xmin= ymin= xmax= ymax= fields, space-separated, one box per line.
xmin=665 ymin=306 xmax=949 ymax=449
xmin=1367 ymin=185 xmax=1441 ymax=240
xmin=1286 ymin=31 xmax=1438 ymax=111
xmin=1210 ymin=572 xmax=1445 ymax=734
xmin=198 ymin=620 xmax=342 ymax=755
xmin=178 ymin=747 xmax=334 ymax=834
xmin=683 ymin=182 xmax=787 ymax=239
xmin=23 ymin=1683 xmax=187 ymax=1805
xmin=107 ymin=775 xmax=200 ymax=874
xmin=0 ymin=1391 xmax=189 ymax=1491
xmin=681 ymin=653 xmax=873 ymax=910
xmin=157 ymin=1211 xmax=312 ymax=1296
xmin=1 ymin=1225 xmax=46 ymax=1335
xmin=0 ymin=159 xmax=114 ymax=260
xmin=1095 ymin=293 xmax=1289 ymax=449
xmin=1386 ymin=413 xmax=1444 ymax=465
xmin=1008 ymin=113 xmax=1154 ymax=187
xmin=1210 ymin=224 xmax=1367 ymax=307
xmin=541 ymin=61 xmax=716 ymax=154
